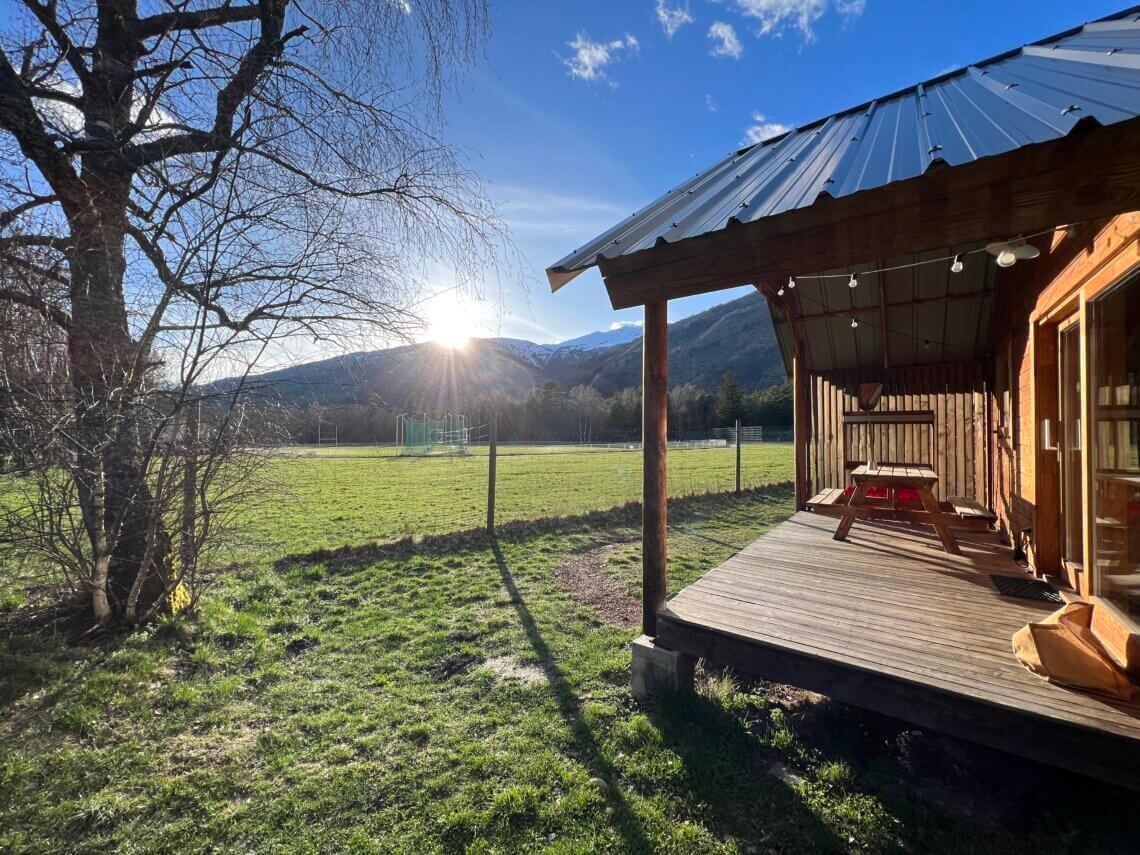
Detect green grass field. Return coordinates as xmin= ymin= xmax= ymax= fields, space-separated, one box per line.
xmin=2 ymin=447 xmax=1138 ymax=852
xmin=241 ymin=444 xmax=793 ymax=557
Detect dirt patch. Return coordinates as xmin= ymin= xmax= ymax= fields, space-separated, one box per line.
xmin=481 ymin=655 xmax=548 ymax=685
xmin=425 ymin=652 xmax=480 ymax=679
xmin=553 ymin=544 xmax=640 ymax=627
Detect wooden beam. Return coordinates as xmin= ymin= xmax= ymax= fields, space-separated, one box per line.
xmin=797 ymin=290 xmax=992 ymax=321
xmin=642 ymin=300 xmax=669 ymax=636
xmin=1031 ymin=321 xmax=1060 ymax=576
xmin=597 ymin=118 xmax=1140 ymax=309
xmin=878 ymin=276 xmax=890 ymax=369
xmin=793 ymin=349 xmax=808 ymax=511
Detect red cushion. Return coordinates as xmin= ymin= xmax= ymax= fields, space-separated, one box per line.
xmin=844 ymin=485 xmax=922 ymax=502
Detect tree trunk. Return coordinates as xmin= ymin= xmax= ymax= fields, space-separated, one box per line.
xmin=67 ymin=168 xmax=170 ymax=622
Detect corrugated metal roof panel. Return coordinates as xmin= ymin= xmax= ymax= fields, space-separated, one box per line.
xmin=549 ymin=8 xmax=1140 ymax=287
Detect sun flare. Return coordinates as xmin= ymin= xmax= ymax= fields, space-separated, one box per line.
xmin=423 ymin=294 xmax=480 ymax=349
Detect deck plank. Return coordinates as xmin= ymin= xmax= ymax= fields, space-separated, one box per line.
xmin=656 ymin=512 xmax=1140 ymax=788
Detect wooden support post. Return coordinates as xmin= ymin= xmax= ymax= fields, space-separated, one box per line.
xmin=643 ymin=301 xmax=668 ymax=637
xmin=793 ymin=350 xmax=808 ymax=511
xmin=878 ymin=277 xmax=890 ymax=369
xmin=487 ymin=411 xmax=497 ymax=536
xmin=735 ymin=418 xmax=742 ymax=495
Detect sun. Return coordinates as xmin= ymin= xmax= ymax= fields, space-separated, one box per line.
xmin=423 ymin=295 xmax=477 ymax=349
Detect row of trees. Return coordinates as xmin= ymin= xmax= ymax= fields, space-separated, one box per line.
xmin=286 ymin=374 xmax=793 ymax=444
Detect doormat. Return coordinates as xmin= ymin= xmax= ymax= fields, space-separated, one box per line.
xmin=990 ymin=575 xmax=1064 ymax=604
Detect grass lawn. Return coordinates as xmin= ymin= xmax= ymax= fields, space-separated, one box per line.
xmin=2 ymin=450 xmax=1139 ymax=852
xmin=241 ymin=444 xmax=793 ymax=555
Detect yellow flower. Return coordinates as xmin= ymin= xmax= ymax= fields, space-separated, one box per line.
xmin=168 ymin=582 xmax=192 ymax=615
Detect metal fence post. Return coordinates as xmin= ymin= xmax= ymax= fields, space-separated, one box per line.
xmin=735 ymin=418 xmax=742 ymax=495
xmin=487 ymin=411 xmax=497 ymax=536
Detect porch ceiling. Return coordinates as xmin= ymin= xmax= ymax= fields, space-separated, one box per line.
xmin=769 ymin=242 xmax=996 ymax=372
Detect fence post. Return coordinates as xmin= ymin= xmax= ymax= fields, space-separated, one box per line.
xmin=735 ymin=418 xmax=742 ymax=495
xmin=487 ymin=411 xmax=497 ymax=536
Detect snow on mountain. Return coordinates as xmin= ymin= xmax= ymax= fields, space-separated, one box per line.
xmin=487 ymin=338 xmax=558 ymax=368
xmin=487 ymin=323 xmax=642 ymax=368
xmin=553 ymin=322 xmax=643 ymax=351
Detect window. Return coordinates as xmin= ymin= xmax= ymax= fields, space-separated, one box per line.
xmin=1090 ymin=272 xmax=1140 ymax=622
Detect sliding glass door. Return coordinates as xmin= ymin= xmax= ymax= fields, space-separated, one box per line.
xmin=1090 ymin=273 xmax=1140 ymax=623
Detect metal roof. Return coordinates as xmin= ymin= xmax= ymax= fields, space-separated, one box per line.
xmin=548 ymin=7 xmax=1140 ymax=290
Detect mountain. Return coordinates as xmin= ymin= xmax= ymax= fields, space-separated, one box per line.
xmin=221 ymin=291 xmax=785 ymax=408
xmin=551 ymin=322 xmax=644 ymax=351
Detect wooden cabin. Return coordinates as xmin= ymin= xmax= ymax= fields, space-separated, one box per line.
xmin=547 ymin=8 xmax=1140 ymax=787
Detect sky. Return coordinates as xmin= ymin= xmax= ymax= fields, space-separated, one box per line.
xmin=430 ymin=0 xmax=1127 ymax=344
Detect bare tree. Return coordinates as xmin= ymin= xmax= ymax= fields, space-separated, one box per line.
xmin=0 ymin=0 xmax=505 ymax=626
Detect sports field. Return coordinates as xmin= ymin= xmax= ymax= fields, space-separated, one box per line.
xmin=247 ymin=443 xmax=795 ymax=555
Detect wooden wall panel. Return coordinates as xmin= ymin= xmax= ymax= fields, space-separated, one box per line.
xmin=992 ymin=212 xmax=1140 ymax=581
xmin=806 ymin=363 xmax=988 ymax=504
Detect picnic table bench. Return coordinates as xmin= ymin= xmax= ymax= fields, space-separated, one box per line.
xmin=807 ymin=463 xmax=996 ymax=555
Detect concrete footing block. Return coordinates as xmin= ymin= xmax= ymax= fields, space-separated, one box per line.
xmin=631 ymin=634 xmax=694 ymax=700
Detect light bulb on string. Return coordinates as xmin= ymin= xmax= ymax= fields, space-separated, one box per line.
xmin=777 ymin=285 xmax=785 ymax=296
xmin=788 ymin=276 xmax=796 ymax=290
xmin=850 ymin=317 xmax=858 ymax=329
xmin=848 ymin=273 xmax=859 ymax=289
xmin=950 ymin=254 xmax=964 ymax=274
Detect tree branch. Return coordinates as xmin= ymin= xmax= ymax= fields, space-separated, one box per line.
xmin=19 ymin=0 xmax=93 ymax=86
xmin=0 ymin=49 xmax=86 ymax=211
xmin=125 ymin=5 xmax=304 ymax=167
xmin=0 ymin=285 xmax=71 ymax=329
xmin=132 ymin=2 xmax=262 ymax=40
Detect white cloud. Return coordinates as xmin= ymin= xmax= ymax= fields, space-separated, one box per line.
xmin=705 ymin=94 xmax=718 ymax=112
xmin=656 ymin=0 xmax=694 ymax=38
xmin=733 ymin=0 xmax=866 ymax=42
xmin=563 ymin=32 xmax=640 ymax=82
xmin=708 ymin=21 xmax=743 ymax=58
xmin=743 ymin=112 xmax=793 ymax=144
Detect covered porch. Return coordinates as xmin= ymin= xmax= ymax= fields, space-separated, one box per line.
xmin=547 ymin=9 xmax=1140 ymax=787
xmin=657 ymin=511 xmax=1140 ymax=789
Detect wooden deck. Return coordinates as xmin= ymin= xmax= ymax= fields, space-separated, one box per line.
xmin=656 ymin=512 xmax=1140 ymax=789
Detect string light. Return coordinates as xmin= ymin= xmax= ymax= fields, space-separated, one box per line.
xmin=767 ymin=222 xmax=1081 ymax=352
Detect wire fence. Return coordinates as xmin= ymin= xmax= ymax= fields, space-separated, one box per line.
xmin=252 ymin=426 xmax=795 ymax=549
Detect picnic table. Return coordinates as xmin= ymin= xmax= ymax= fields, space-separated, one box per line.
xmin=833 ymin=464 xmax=962 ymax=554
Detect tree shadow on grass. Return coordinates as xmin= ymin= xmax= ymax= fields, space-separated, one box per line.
xmin=489 ymin=539 xmax=655 ymax=852
xmin=269 ymin=481 xmax=795 ymax=575
xmin=646 ymin=688 xmax=847 ymax=853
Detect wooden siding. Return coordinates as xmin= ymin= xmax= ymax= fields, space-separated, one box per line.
xmin=657 ymin=512 xmax=1140 ymax=789
xmin=993 ymin=214 xmax=1140 ymax=583
xmin=806 ymin=364 xmax=988 ymax=504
